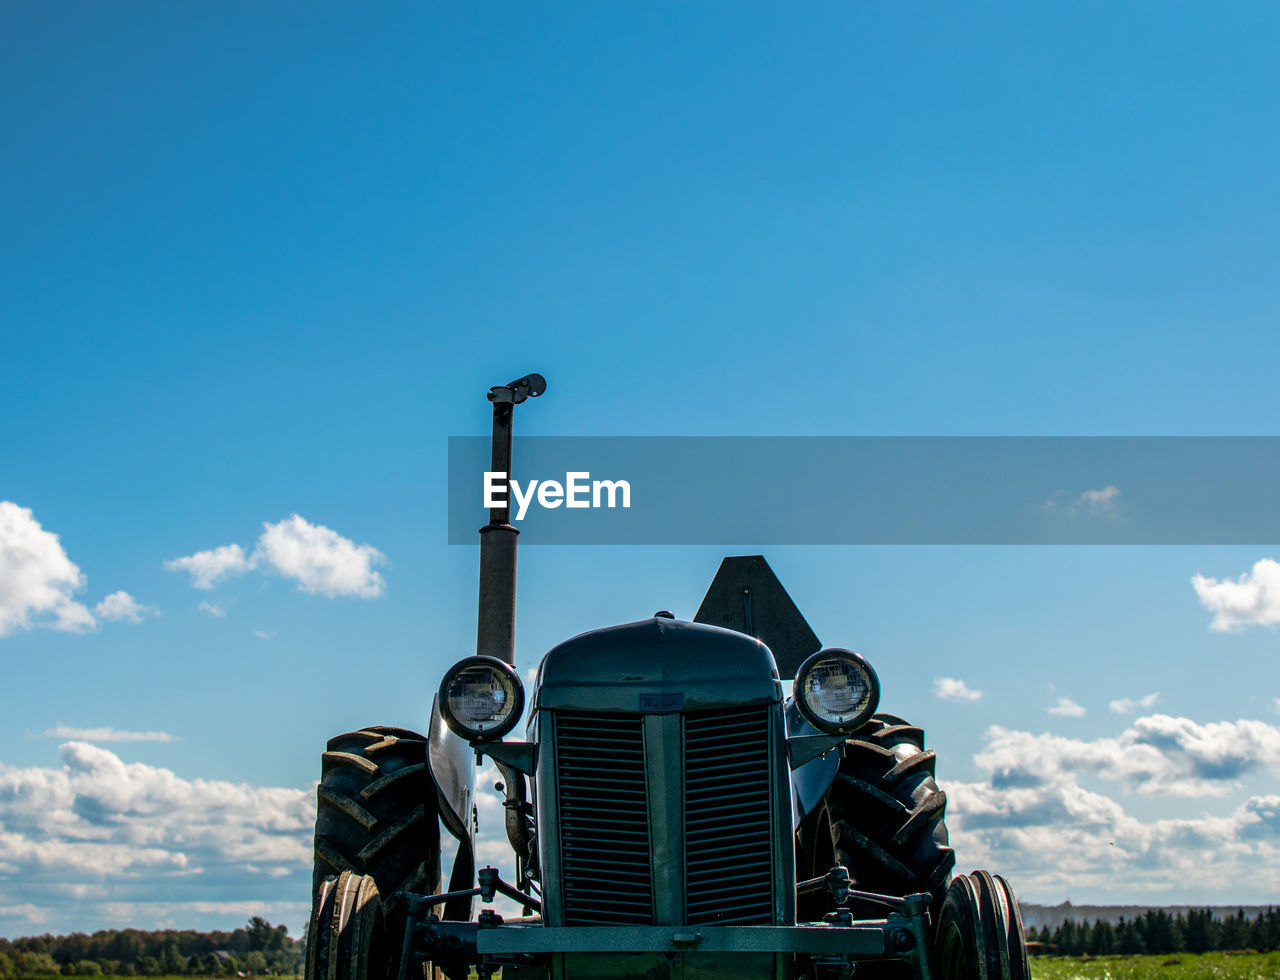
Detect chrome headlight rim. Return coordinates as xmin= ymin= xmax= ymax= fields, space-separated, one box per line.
xmin=438 ymin=655 xmax=525 ymax=742
xmin=792 ymin=647 xmax=880 ymax=736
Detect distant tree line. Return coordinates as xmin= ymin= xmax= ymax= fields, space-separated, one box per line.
xmin=1030 ymin=907 xmax=1280 ymax=957
xmin=0 ymin=917 xmax=302 ymax=978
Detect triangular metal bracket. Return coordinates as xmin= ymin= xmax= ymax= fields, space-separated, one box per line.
xmin=693 ymin=555 xmax=822 ymax=679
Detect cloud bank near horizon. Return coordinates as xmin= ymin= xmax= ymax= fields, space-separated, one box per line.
xmin=0 ymin=742 xmax=313 ymax=937
xmin=4 ymin=711 xmax=1280 ymax=935
xmin=946 ymin=715 xmax=1280 ymax=902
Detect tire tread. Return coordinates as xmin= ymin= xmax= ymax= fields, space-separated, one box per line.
xmin=311 ymin=726 xmax=440 ymax=979
xmin=825 ymin=714 xmax=956 ymax=911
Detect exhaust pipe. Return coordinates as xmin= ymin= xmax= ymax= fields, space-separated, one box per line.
xmin=476 ymin=373 xmax=545 ymax=666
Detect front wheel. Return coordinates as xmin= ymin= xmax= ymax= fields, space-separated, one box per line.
xmin=825 ymin=716 xmax=955 ymax=916
xmin=312 ymin=725 xmax=440 ymax=977
xmin=306 ymin=871 xmax=390 ymax=980
xmin=933 ymin=871 xmax=1031 ymax=980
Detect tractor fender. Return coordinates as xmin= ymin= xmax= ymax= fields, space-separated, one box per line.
xmin=428 ymin=695 xmax=477 ymax=920
xmin=787 ymin=699 xmax=840 ymax=829
xmin=427 ymin=695 xmax=475 ymax=845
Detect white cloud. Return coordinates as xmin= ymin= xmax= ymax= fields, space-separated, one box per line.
xmin=971 ymin=714 xmax=1280 ymax=798
xmin=93 ymin=591 xmax=153 ymax=624
xmin=253 ymin=630 xmax=273 ymax=640
xmin=164 ymin=517 xmax=385 ymax=599
xmin=41 ymin=725 xmax=178 ymax=743
xmin=1042 ymin=486 xmax=1122 ymax=515
xmin=0 ymin=501 xmax=96 ymax=637
xmin=0 ymin=902 xmax=47 ymax=924
xmin=934 ymin=677 xmax=983 ymax=702
xmin=163 ymin=544 xmax=253 ymax=590
xmin=198 ymin=600 xmax=226 ymax=618
xmin=0 ymin=742 xmax=313 ymax=934
xmin=1192 ymin=558 xmax=1280 ymax=631
xmin=947 ymin=780 xmax=1280 ymax=902
xmin=1048 ymin=697 xmax=1086 ymax=717
xmin=945 ymin=719 xmax=1280 ymax=902
xmin=1079 ymin=485 xmax=1121 ymax=511
xmin=1110 ymin=691 xmax=1160 ymax=715
xmin=252 ymin=515 xmax=385 ymax=598
xmin=94 ymin=899 xmax=308 ymax=924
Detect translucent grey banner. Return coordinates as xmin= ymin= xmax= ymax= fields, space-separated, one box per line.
xmin=446 ymin=437 xmax=1280 ymax=545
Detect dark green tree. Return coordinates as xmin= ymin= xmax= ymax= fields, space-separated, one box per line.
xmin=18 ymin=951 xmax=61 ymax=976
xmin=246 ymin=919 xmax=273 ymax=952
xmin=1053 ymin=920 xmax=1077 ymax=955
xmin=1184 ymin=908 xmax=1215 ymax=953
xmin=161 ymin=944 xmax=186 ymax=976
xmin=1220 ymin=909 xmax=1249 ymax=950
xmin=1262 ymin=908 xmax=1280 ymax=951
xmin=1088 ymin=919 xmax=1115 ymax=955
xmin=1142 ymin=909 xmax=1183 ymax=954
xmin=1116 ymin=916 xmax=1145 ymax=955
xmin=1247 ymin=908 xmax=1275 ymax=951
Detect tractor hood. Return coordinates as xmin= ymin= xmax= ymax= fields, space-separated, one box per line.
xmin=533 ymin=616 xmax=783 ymax=714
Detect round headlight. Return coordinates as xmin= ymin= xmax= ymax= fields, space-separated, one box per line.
xmin=438 ymin=656 xmax=525 ymax=742
xmin=793 ymin=648 xmax=880 ymax=735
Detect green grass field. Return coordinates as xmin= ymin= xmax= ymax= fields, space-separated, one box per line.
xmin=1032 ymin=951 xmax=1280 ymax=979
xmin=13 ymin=959 xmax=1280 ymax=980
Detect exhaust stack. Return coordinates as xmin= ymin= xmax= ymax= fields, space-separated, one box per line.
xmin=476 ymin=373 xmax=545 ymax=665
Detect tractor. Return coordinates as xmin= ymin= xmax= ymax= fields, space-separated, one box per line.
xmin=305 ymin=374 xmax=1030 ymax=980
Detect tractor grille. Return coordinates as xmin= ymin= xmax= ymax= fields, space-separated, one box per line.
xmin=555 ymin=713 xmax=654 ymax=925
xmin=684 ymin=707 xmax=774 ymax=924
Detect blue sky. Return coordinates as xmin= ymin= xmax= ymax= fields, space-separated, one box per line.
xmin=2 ymin=2 xmax=1279 ymax=937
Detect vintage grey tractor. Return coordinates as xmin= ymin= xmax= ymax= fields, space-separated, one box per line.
xmin=305 ymin=374 xmax=1030 ymax=980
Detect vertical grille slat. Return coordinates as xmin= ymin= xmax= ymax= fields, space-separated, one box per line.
xmin=684 ymin=707 xmax=774 ymax=925
xmin=555 ymin=713 xmax=654 ymax=925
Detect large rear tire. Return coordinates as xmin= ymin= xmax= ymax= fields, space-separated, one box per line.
xmin=313 ymin=727 xmax=440 ymax=899
xmin=306 ymin=871 xmax=389 ymax=980
xmin=825 ymin=715 xmax=956 ymax=915
xmin=312 ymin=727 xmax=440 ymax=977
xmin=934 ymin=872 xmax=1031 ymax=980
